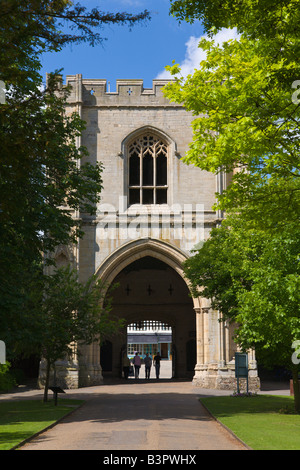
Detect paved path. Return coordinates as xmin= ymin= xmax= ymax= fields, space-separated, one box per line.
xmin=14 ymin=379 xmax=247 ymax=451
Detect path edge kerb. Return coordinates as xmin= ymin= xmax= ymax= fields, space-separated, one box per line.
xmin=199 ymin=399 xmax=252 ymax=450
xmin=11 ymin=401 xmax=86 ymax=451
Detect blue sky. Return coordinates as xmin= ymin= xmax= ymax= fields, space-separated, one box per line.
xmin=40 ymin=0 xmax=206 ymax=90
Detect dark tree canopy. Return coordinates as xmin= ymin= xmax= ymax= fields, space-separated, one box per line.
xmin=0 ymin=0 xmax=150 ymax=90
xmin=0 ymin=0 xmax=150 ymax=358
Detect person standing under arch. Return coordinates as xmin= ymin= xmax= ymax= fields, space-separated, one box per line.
xmin=132 ymin=352 xmax=141 ymax=379
xmin=122 ymin=354 xmax=131 ymax=379
xmin=144 ymin=353 xmax=152 ymax=379
xmin=153 ymin=351 xmax=161 ymax=379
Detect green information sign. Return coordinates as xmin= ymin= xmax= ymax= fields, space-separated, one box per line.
xmin=235 ymin=352 xmax=248 ymax=393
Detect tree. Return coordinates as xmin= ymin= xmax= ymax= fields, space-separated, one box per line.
xmin=0 ymin=1 xmax=150 ymax=92
xmin=167 ymin=0 xmax=300 ymax=227
xmin=163 ymin=34 xmax=300 ymax=230
xmin=184 ymin=218 xmax=300 ymax=412
xmin=170 ymin=0 xmax=300 ymax=46
xmin=0 ymin=1 xmax=150 ymax=356
xmin=184 ymin=219 xmax=251 ymax=320
xmin=165 ymin=0 xmax=300 ymax=410
xmin=41 ymin=266 xmax=123 ymax=402
xmin=0 ymin=73 xmax=104 ymax=355
xmin=235 ymin=226 xmax=300 ymax=411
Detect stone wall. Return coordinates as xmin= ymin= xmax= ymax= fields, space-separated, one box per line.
xmin=38 ymin=75 xmax=260 ymax=390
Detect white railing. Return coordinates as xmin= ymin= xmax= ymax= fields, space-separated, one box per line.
xmin=127 ymin=321 xmax=171 ymax=333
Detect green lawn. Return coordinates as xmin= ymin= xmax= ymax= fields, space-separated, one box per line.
xmin=0 ymin=399 xmax=84 ymax=450
xmin=201 ymin=395 xmax=300 ymax=450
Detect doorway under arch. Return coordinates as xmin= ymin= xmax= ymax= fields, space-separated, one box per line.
xmin=127 ymin=319 xmax=172 ymax=379
xmin=101 ymin=255 xmax=196 ymax=379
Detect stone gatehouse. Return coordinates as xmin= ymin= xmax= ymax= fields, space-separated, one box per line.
xmin=39 ymin=75 xmax=260 ymax=391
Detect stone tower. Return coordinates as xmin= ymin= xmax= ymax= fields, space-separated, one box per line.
xmin=39 ymin=75 xmax=260 ymax=391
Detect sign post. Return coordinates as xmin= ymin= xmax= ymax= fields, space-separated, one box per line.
xmin=49 ymin=386 xmax=65 ymax=406
xmin=0 ymin=341 xmax=6 ymax=364
xmin=235 ymin=352 xmax=248 ymax=394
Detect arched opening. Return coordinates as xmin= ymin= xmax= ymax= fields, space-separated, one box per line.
xmin=101 ymin=254 xmax=196 ymax=380
xmin=121 ymin=126 xmax=177 ymax=208
xmin=126 ymin=320 xmax=172 ymax=379
xmin=127 ymin=132 xmax=168 ymax=206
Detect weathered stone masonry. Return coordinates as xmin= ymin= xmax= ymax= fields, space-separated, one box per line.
xmin=39 ymin=75 xmax=260 ymax=391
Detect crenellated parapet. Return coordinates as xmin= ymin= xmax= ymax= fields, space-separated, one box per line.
xmin=65 ymin=74 xmax=176 ymax=107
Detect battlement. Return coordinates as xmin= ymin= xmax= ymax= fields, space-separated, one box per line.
xmin=65 ymin=74 xmax=176 ymax=107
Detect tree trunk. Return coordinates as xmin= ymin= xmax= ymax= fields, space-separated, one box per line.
xmin=43 ymin=359 xmax=51 ymax=403
xmin=291 ymin=366 xmax=300 ymax=413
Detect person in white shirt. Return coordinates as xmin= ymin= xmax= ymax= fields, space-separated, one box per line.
xmin=132 ymin=352 xmax=141 ymax=379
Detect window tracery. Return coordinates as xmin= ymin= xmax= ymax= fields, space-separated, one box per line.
xmin=128 ymin=133 xmax=168 ymax=205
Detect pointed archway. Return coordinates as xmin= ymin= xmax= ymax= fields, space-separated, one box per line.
xmin=95 ymin=239 xmax=199 ymax=380
xmin=96 ymin=238 xmax=199 ymax=307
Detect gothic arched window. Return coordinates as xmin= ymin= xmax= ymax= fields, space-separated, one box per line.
xmin=128 ymin=134 xmax=168 ymax=205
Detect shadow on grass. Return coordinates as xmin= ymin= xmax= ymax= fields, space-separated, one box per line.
xmin=0 ymin=399 xmax=84 ymax=450
xmin=0 ymin=431 xmax=37 ymax=450
xmin=200 ymin=395 xmax=300 ymax=450
xmin=200 ymin=395 xmax=297 ymax=417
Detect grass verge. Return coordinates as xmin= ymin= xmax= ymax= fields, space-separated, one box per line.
xmin=0 ymin=399 xmax=84 ymax=450
xmin=200 ymin=395 xmax=300 ymax=450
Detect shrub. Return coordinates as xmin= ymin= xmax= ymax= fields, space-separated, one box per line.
xmin=0 ymin=362 xmax=16 ymax=392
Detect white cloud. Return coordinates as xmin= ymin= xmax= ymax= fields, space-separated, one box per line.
xmin=156 ymin=28 xmax=240 ymax=80
xmin=108 ymin=0 xmax=145 ymax=6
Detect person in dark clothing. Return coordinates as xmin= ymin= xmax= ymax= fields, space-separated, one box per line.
xmin=144 ymin=353 xmax=152 ymax=379
xmin=153 ymin=352 xmax=161 ymax=379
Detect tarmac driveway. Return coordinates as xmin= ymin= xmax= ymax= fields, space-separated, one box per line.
xmin=18 ymin=379 xmax=247 ymax=451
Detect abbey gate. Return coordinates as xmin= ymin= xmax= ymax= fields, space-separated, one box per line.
xmin=39 ymin=75 xmax=260 ymax=391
